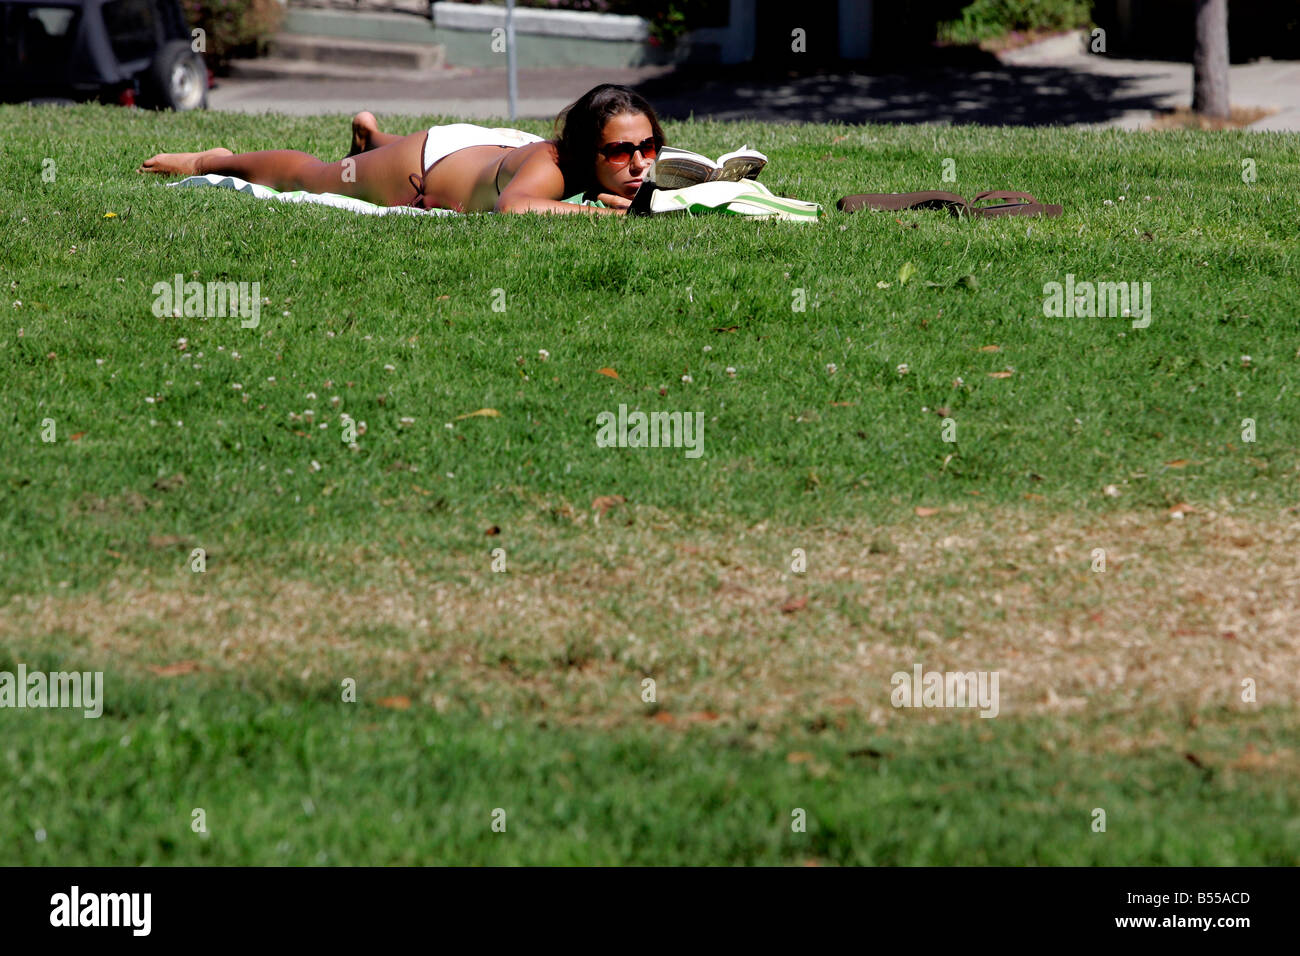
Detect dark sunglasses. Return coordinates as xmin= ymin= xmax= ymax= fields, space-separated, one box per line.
xmin=598 ymin=137 xmax=658 ymax=166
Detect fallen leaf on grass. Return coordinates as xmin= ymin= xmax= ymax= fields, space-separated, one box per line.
xmin=988 ymin=370 xmax=1014 ymax=379
xmin=914 ymin=506 xmax=941 ymax=516
xmin=68 ymin=431 xmax=86 ymax=442
xmin=591 ymin=494 xmax=625 ymax=516
xmin=829 ymin=401 xmax=857 ymax=407
xmin=454 ymin=408 xmax=500 ymax=420
xmin=1163 ymin=459 xmax=1190 ymax=468
xmin=147 ymin=534 xmax=189 ymax=550
xmin=148 ymin=661 xmax=199 ymax=677
xmin=1168 ymin=502 xmax=1197 ymax=517
xmin=690 ymin=711 xmax=720 ymax=723
xmin=780 ymin=595 xmax=808 ymax=614
xmin=596 ymin=367 xmax=620 ymax=379
xmin=651 ymin=711 xmax=674 ymax=724
xmin=786 ymin=751 xmax=814 ymax=764
xmin=485 ymin=525 xmax=501 ymax=536
xmin=978 ymin=344 xmax=1001 ymax=352
xmin=712 ymin=326 xmax=739 ymax=333
xmin=376 ymin=696 xmax=411 ymax=710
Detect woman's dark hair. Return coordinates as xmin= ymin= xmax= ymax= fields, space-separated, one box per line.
xmin=552 ymin=84 xmax=666 ymax=195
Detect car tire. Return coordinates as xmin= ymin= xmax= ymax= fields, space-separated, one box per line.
xmin=142 ymin=40 xmax=208 ymax=111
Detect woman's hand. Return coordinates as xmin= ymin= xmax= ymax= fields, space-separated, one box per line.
xmin=595 ymin=192 xmax=632 ymax=212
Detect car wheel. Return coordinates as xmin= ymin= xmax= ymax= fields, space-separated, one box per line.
xmin=143 ymin=40 xmax=208 ymax=111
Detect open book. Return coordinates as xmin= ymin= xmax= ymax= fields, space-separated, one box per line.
xmin=650 ymin=145 xmax=768 ymax=190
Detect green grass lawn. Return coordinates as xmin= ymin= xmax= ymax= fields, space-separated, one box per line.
xmin=1 ymin=104 xmax=1298 ymax=864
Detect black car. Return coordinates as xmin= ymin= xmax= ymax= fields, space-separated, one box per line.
xmin=0 ymin=0 xmax=207 ymax=109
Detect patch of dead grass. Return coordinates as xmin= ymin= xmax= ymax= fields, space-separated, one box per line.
xmin=3 ymin=504 xmax=1298 ymax=732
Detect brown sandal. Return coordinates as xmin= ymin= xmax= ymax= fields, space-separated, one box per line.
xmin=837 ymin=189 xmax=1062 ymax=218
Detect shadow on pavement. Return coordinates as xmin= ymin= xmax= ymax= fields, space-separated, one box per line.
xmin=632 ymin=62 xmax=1171 ymax=126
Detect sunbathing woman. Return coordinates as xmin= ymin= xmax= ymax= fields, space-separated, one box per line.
xmin=139 ymin=83 xmax=663 ymax=215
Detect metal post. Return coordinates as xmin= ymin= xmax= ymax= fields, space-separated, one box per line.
xmin=506 ymin=0 xmax=518 ymax=122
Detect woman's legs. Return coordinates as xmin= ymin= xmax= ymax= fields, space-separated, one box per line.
xmin=140 ymin=130 xmax=429 ymax=207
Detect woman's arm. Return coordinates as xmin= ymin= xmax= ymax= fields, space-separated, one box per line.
xmin=494 ymin=149 xmax=629 ymax=215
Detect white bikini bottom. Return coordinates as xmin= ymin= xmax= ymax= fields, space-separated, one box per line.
xmin=422 ymin=123 xmax=544 ymax=173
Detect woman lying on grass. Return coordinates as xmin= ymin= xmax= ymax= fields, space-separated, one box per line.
xmin=139 ymin=83 xmax=662 ymax=215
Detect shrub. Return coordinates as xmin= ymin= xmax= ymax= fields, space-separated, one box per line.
xmin=183 ymin=0 xmax=284 ymax=67
xmin=467 ymin=0 xmax=728 ymax=46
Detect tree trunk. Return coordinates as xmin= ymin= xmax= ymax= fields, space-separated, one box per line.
xmin=1192 ymin=0 xmax=1230 ymax=118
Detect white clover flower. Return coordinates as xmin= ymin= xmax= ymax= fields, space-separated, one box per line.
xmin=1241 ymin=355 xmax=1252 ymax=364
xmin=1103 ymin=199 xmax=1113 ymax=206
xmin=231 ymin=383 xmax=242 ymax=390
xmin=1118 ymin=196 xmax=1126 ymax=202
xmin=896 ymin=363 xmax=910 ymax=375
xmin=703 ymin=345 xmax=712 ymax=353
xmin=95 ymin=359 xmax=104 ymax=366
xmin=445 ymin=422 xmax=454 ymax=430
xmin=357 ymin=421 xmax=367 ymax=435
xmin=144 ymin=396 xmax=155 ymax=404
xmin=384 ymin=364 xmax=395 ymax=372
xmin=681 ymin=374 xmax=693 ymax=383
xmin=310 ymin=460 xmax=322 ymax=472
xmin=726 ymin=366 xmax=736 ymax=377
xmin=330 ymin=396 xmax=341 ymax=407
xmin=826 ymin=363 xmax=838 ymax=375
xmin=306 ymin=392 xmax=317 ymax=400
xmin=176 ymin=338 xmax=187 ymax=349
xmin=231 ymin=351 xmax=241 ymax=359
xmin=538 ymin=349 xmax=550 ymax=361
xmin=399 ymin=416 xmax=415 ymax=426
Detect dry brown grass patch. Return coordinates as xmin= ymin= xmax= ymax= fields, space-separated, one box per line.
xmin=2 ymin=504 xmax=1297 ymax=731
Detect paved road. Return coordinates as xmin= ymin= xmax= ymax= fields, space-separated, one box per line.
xmin=210 ymin=32 xmax=1300 ymax=131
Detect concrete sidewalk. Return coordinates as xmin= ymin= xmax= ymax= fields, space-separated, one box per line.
xmin=999 ymin=31 xmax=1300 ymax=131
xmin=208 ymin=31 xmax=1300 ymax=131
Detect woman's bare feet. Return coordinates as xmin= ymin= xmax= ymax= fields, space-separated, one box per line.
xmin=137 ymin=147 xmax=233 ymax=176
xmin=348 ymin=111 xmax=380 ymax=157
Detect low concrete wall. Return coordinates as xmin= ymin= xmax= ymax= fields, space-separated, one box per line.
xmin=281 ymin=2 xmax=717 ymax=68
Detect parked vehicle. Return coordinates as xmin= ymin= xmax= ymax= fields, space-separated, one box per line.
xmin=0 ymin=0 xmax=208 ymax=108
